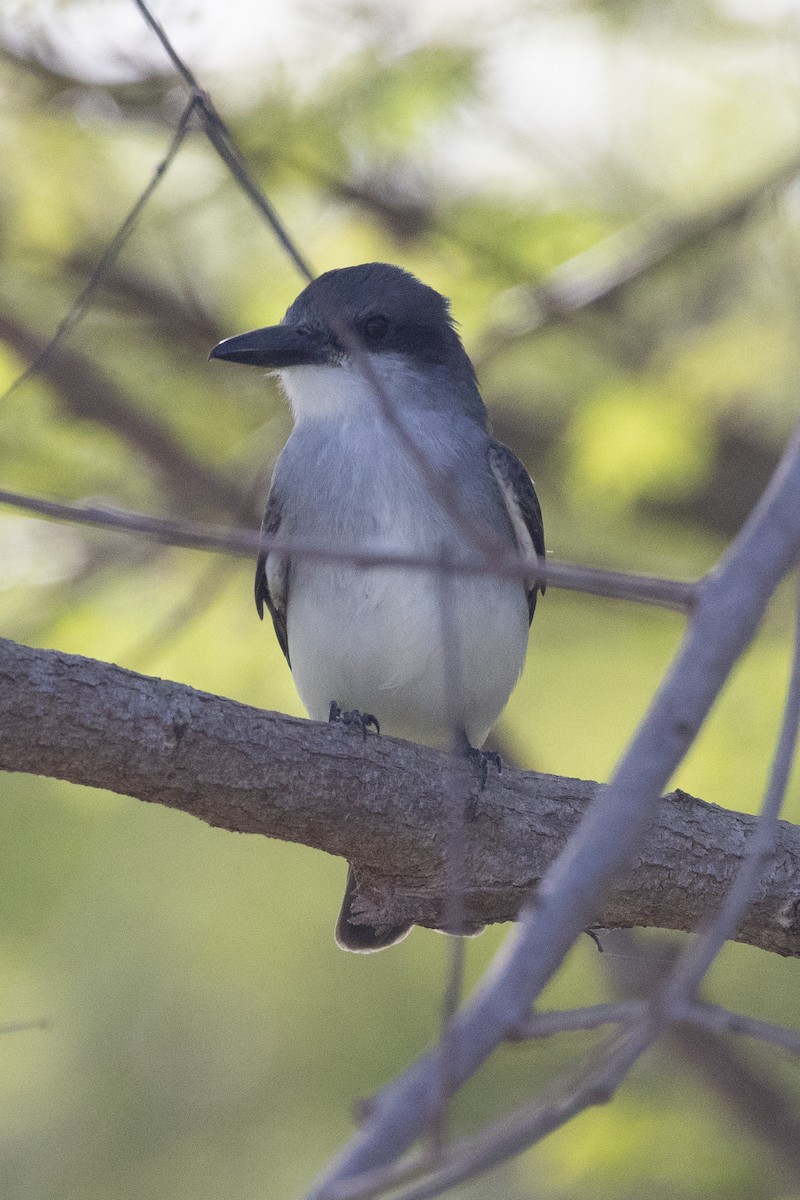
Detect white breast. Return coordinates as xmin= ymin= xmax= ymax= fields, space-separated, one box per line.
xmin=288 ymin=558 xmax=529 ymax=748
xmin=272 ymin=363 xmax=531 ymax=748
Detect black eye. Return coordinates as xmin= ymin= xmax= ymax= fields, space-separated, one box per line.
xmin=362 ymin=314 xmax=389 ymax=344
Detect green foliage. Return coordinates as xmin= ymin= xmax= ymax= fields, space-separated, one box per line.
xmin=566 ymin=380 xmax=712 ymax=506
xmin=1 ymin=3 xmax=800 ymax=1198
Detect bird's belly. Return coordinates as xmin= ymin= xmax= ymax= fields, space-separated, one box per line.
xmin=286 ymin=563 xmax=529 ymax=748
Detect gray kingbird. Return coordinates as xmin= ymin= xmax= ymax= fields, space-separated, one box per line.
xmin=210 ymin=263 xmax=545 ymax=951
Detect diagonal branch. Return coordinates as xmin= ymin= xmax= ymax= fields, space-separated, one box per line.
xmin=328 ymin=1025 xmax=655 ymax=1200
xmin=659 ymin=572 xmax=800 ymax=1005
xmin=307 ymin=420 xmax=800 ymax=1197
xmin=670 ymin=1024 xmax=800 ymax=1188
xmin=476 ymin=148 xmax=800 ymax=365
xmin=130 ymin=0 xmax=314 ymax=281
xmin=0 ymin=95 xmax=198 ymax=406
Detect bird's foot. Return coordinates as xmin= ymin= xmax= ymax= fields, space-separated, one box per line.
xmin=456 ymin=727 xmax=501 ymax=790
xmin=465 ymin=745 xmax=502 ymax=791
xmin=456 ymin=732 xmax=501 ymax=818
xmin=328 ymin=700 xmax=380 ymax=740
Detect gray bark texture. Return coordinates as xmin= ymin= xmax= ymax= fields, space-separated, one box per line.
xmin=2 ymin=634 xmax=799 ymax=957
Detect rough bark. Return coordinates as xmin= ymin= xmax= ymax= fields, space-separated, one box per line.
xmin=1 ymin=635 xmax=798 ymax=957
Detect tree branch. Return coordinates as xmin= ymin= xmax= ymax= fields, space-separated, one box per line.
xmin=0 ymin=486 xmax=698 ymax=612
xmin=476 ymin=146 xmax=800 ymax=366
xmin=2 ymin=635 xmax=799 ymax=958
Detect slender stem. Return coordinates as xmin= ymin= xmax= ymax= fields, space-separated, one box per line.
xmin=0 ymin=95 xmax=197 ymax=406
xmin=0 ymin=486 xmax=696 ymax=610
xmin=509 ymin=1000 xmax=645 ymax=1040
xmin=681 ymin=1002 xmax=800 ymax=1057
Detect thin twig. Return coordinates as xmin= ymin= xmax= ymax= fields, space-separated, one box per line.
xmin=0 ymin=309 xmax=246 ymax=518
xmin=130 ymin=0 xmax=314 ymax=281
xmin=0 ymin=486 xmax=697 ymax=610
xmin=0 ymin=1018 xmax=48 ymax=1035
xmin=324 ymin=1025 xmax=653 ymax=1200
xmin=681 ymin=1002 xmax=800 ymax=1058
xmin=477 ymin=149 xmax=800 ymax=365
xmin=0 ymin=94 xmax=198 ymax=406
xmin=602 ymin=931 xmax=800 ymax=1193
xmin=669 ymin=1024 xmax=800 ymax=1189
xmin=508 ymin=1000 xmax=645 ymax=1040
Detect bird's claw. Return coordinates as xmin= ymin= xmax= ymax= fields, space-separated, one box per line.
xmin=584 ymin=927 xmax=604 ymax=953
xmin=464 ymin=744 xmax=501 ymax=792
xmin=328 ymin=701 xmax=380 ymax=740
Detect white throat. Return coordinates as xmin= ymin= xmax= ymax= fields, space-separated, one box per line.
xmin=277 ymin=355 xmax=411 ymax=424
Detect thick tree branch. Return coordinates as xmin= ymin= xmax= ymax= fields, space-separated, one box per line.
xmin=1 ymin=635 xmax=799 ymax=958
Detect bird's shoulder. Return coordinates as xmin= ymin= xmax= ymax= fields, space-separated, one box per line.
xmin=487 ymin=439 xmax=546 ymax=621
xmin=255 ymin=483 xmax=290 ymax=665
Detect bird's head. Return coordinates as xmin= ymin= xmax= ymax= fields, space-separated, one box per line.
xmin=209 ymin=263 xmax=485 ymax=425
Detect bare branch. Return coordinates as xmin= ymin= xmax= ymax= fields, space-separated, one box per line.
xmin=0 ymin=1018 xmax=48 ymax=1036
xmin=2 ymin=636 xmax=800 ymax=959
xmin=510 ymin=998 xmax=800 ymax=1057
xmin=130 ymin=0 xmax=314 ymax=281
xmin=0 ymin=95 xmax=198 ymax=405
xmin=329 ymin=1026 xmax=654 ymax=1200
xmin=508 ymin=1001 xmax=645 ymax=1040
xmin=659 ymin=571 xmax=800 ymax=1006
xmin=681 ymin=1003 xmax=800 ymax=1058
xmin=477 ymin=148 xmax=800 ymax=364
xmin=669 ymin=1024 xmax=800 ymax=1189
xmin=0 ymin=487 xmax=696 ymax=611
xmin=351 ymin=982 xmax=800 ymax=1198
xmin=63 ymin=253 xmax=224 ymax=351
xmin=601 ymin=930 xmax=800 ymax=1193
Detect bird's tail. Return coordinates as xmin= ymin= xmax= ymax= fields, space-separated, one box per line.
xmin=335 ymin=865 xmax=412 ymax=953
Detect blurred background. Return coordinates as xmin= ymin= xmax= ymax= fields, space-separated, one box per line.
xmin=2 ymin=0 xmax=800 ymax=1196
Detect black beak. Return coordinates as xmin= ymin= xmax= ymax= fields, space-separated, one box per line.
xmin=209 ymin=324 xmax=332 ymax=368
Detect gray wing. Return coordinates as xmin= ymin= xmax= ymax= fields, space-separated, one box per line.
xmin=254 ymin=486 xmax=291 ymax=666
xmin=487 ymin=440 xmax=546 ymax=623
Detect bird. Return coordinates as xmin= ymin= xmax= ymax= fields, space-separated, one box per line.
xmin=210 ymin=262 xmax=545 ymax=952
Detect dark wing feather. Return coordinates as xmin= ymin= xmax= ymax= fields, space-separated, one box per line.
xmin=487 ymin=440 xmax=546 ymax=623
xmin=255 ymin=487 xmax=291 ymax=665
